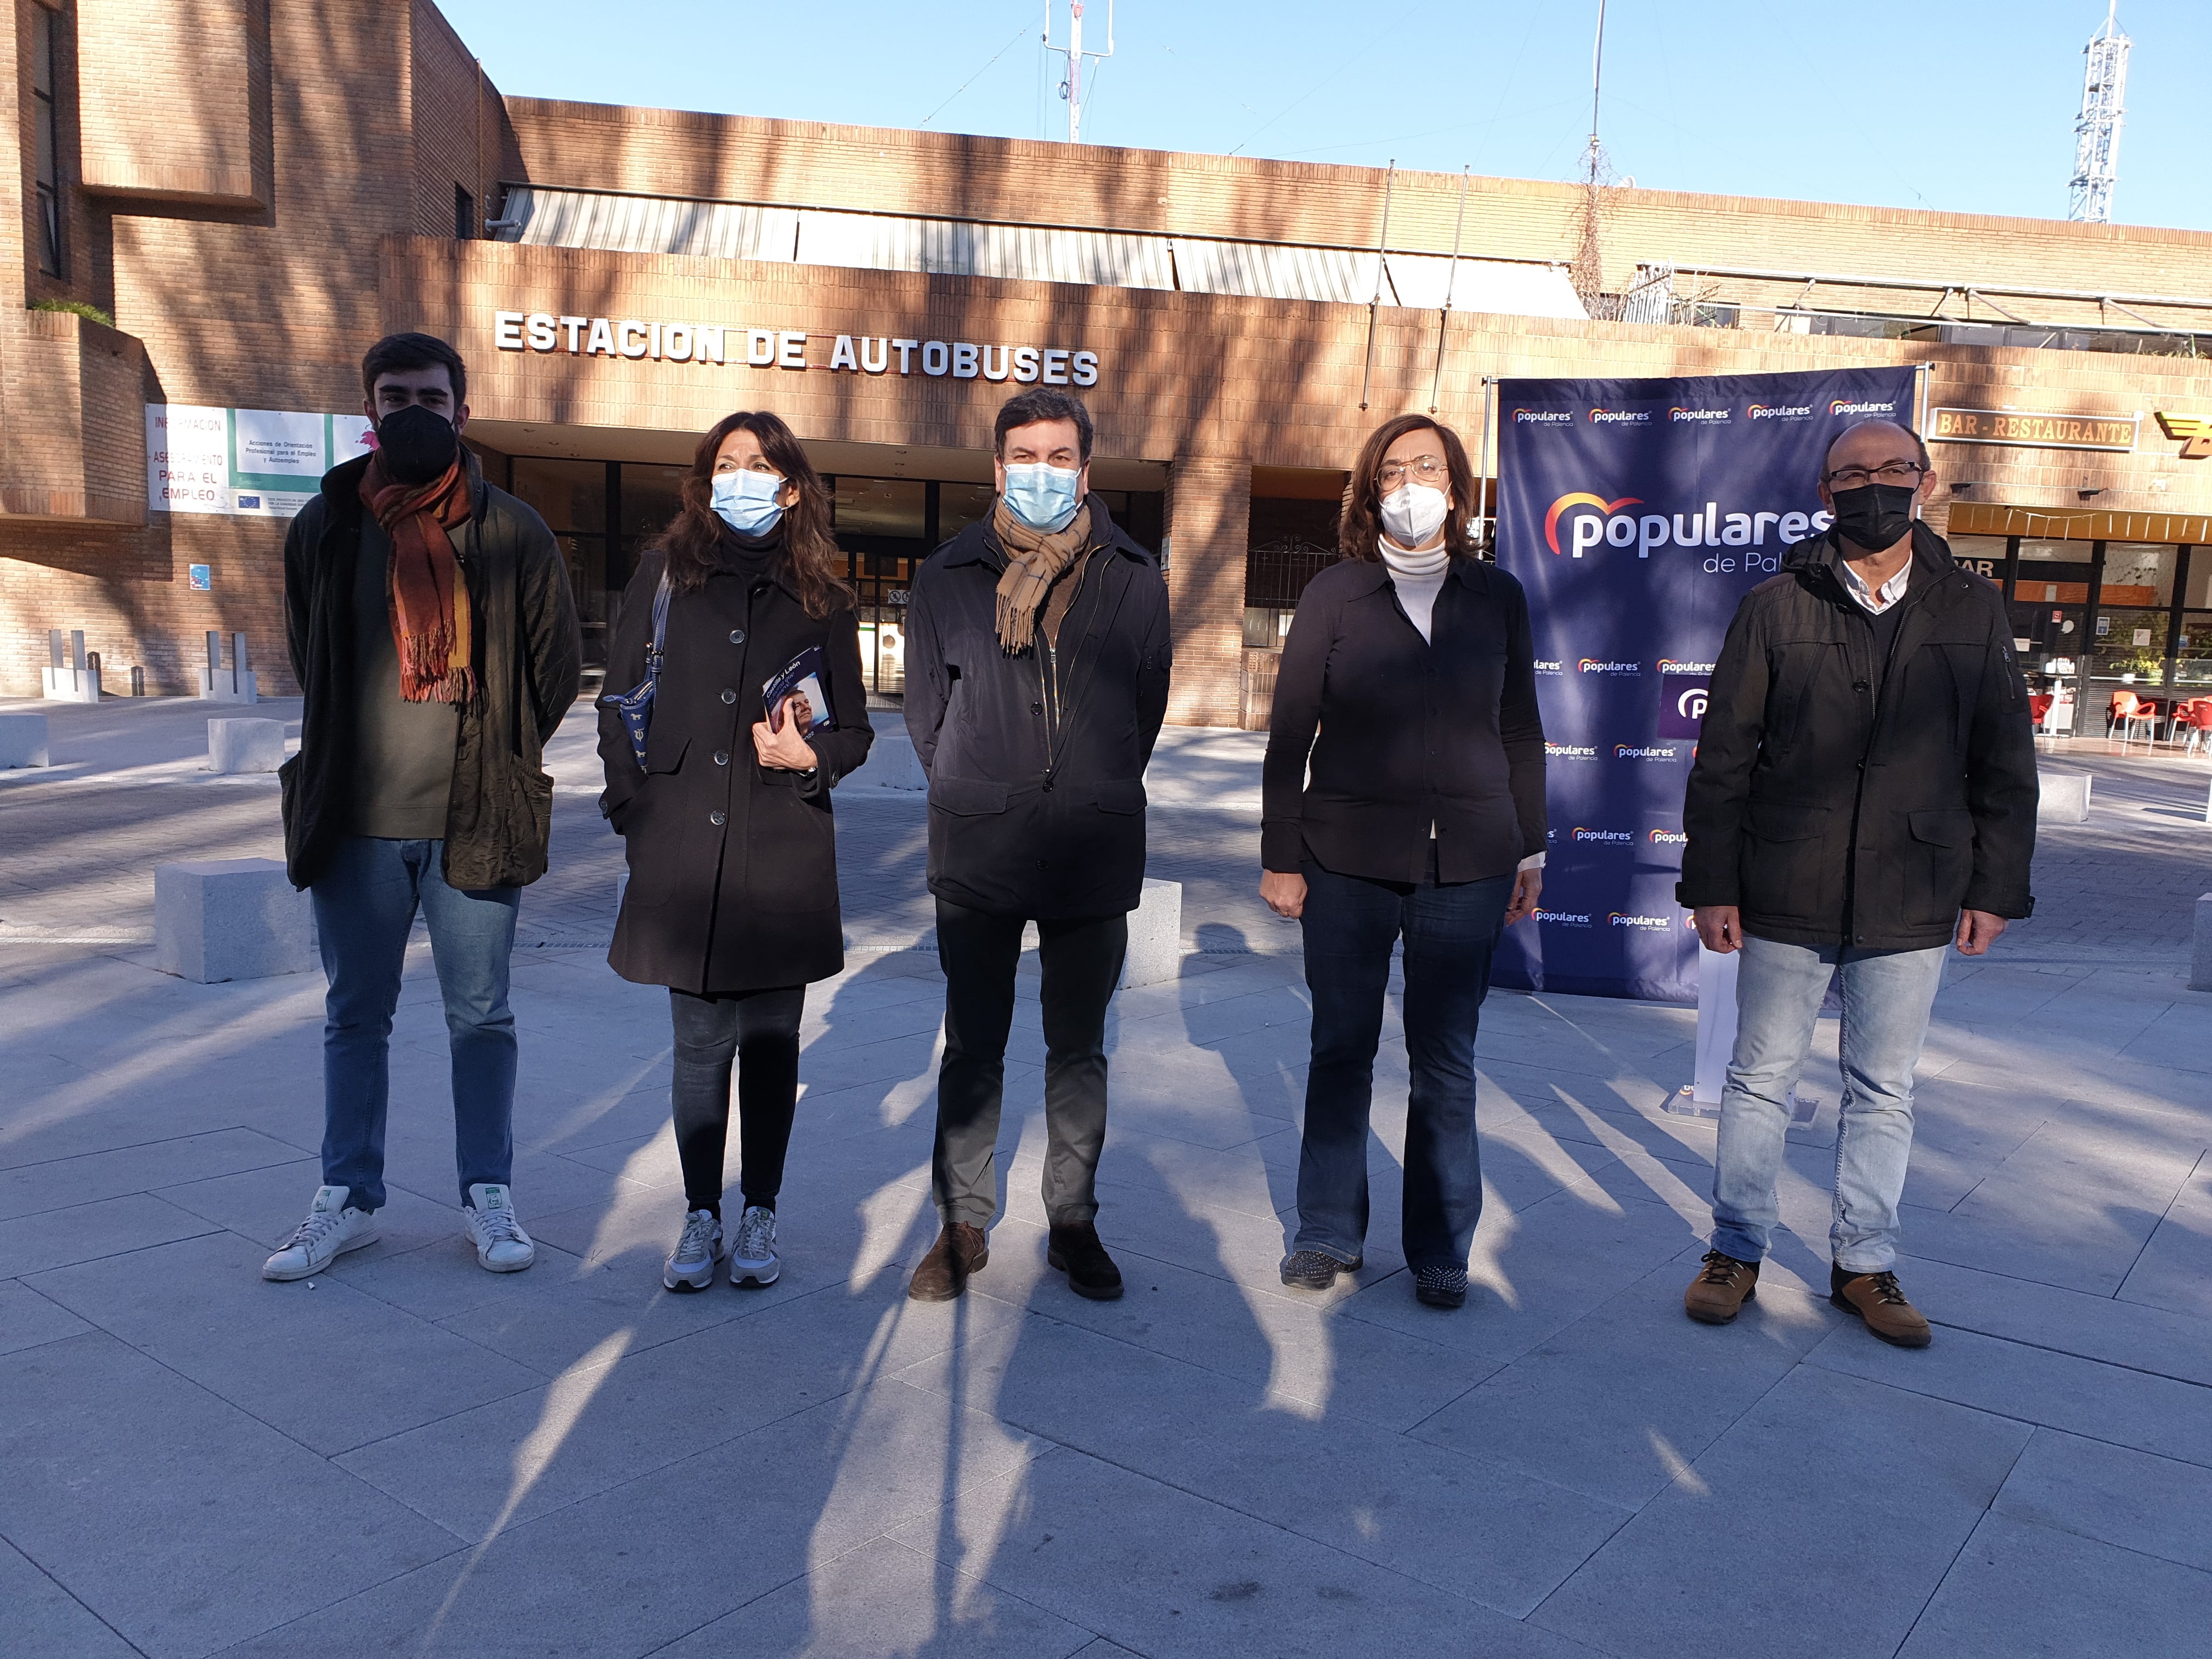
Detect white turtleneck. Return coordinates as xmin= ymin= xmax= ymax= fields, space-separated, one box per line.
xmin=1379 ymin=538 xmax=1546 ymax=874
xmin=1379 ymin=537 xmax=1451 ymax=642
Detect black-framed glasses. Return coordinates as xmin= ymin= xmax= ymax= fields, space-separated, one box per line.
xmin=1823 ymin=461 xmax=1926 ymax=489
xmin=1378 ymin=455 xmax=1448 ymax=489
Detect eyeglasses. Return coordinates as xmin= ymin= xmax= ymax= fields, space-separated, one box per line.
xmin=1379 ymin=455 xmax=1448 ymax=489
xmin=1822 ymin=461 xmax=1927 ymax=489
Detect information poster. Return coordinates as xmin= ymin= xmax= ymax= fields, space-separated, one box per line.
xmin=148 ymin=404 xmax=375 ymax=517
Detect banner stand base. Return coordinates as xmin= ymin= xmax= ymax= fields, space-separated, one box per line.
xmin=1666 ymin=1084 xmax=1820 ymax=1125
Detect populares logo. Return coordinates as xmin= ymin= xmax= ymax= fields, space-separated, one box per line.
xmin=1648 ymin=828 xmax=1689 ymax=845
xmin=1588 ymin=408 xmax=1652 ymax=425
xmin=1532 ymin=910 xmax=1592 ymax=926
xmin=1545 ymin=492 xmax=1832 ymax=558
xmin=1609 ymin=912 xmax=1674 ymax=929
xmin=1545 ymin=742 xmax=1598 ymax=758
xmin=1573 ymin=827 xmax=1636 ymax=843
xmin=1614 ymin=744 xmax=1680 ymax=760
xmin=1657 ymin=658 xmax=1716 ymax=674
xmin=1669 ymin=407 xmax=1731 ymax=423
xmin=1747 ymin=403 xmax=1814 ymax=420
xmin=1830 ymin=398 xmax=1899 ymax=417
xmin=1533 ymin=658 xmax=1564 ymax=674
xmin=1579 ymin=658 xmax=1642 ymax=675
xmin=1514 ymin=407 xmax=1576 ymax=425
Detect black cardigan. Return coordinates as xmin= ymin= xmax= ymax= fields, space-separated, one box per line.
xmin=1262 ymin=556 xmax=1547 ymax=885
xmin=597 ymin=543 xmax=874 ymax=995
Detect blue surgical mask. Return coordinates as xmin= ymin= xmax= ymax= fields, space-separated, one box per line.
xmin=1001 ymin=462 xmax=1083 ymax=533
xmin=711 ymin=469 xmax=785 ymax=536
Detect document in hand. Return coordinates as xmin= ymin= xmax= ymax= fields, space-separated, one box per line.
xmin=761 ymin=646 xmax=834 ymax=733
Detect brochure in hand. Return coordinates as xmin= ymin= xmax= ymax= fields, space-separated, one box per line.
xmin=761 ymin=646 xmax=834 ymax=734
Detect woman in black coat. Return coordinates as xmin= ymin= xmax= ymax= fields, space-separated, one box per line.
xmin=1259 ymin=414 xmax=1547 ymax=1311
xmin=597 ymin=410 xmax=873 ymax=1293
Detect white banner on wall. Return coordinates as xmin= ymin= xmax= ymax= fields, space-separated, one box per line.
xmin=148 ymin=404 xmax=375 ymax=518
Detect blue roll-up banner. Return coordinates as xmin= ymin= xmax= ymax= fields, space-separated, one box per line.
xmin=1492 ymin=366 xmax=1920 ymax=1002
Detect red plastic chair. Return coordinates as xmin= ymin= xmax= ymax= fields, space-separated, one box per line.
xmin=2184 ymin=701 xmax=2212 ymax=757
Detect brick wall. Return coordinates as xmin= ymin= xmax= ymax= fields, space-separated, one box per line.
xmin=1164 ymin=458 xmax=1250 ymax=729
xmin=76 ymin=0 xmax=267 ymax=206
xmin=0 ymin=0 xmax=509 ymax=697
xmin=500 ymin=98 xmax=2212 ymax=327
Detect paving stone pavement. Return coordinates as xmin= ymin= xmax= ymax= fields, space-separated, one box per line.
xmin=3 ymin=696 xmax=2210 ymax=1659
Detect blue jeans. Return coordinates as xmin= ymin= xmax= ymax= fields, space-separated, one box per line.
xmin=1711 ymin=934 xmax=1948 ymax=1273
xmin=1294 ymin=853 xmax=1513 ymax=1271
xmin=311 ymin=837 xmax=521 ymax=1210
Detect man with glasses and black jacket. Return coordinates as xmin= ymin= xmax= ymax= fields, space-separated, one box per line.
xmin=1677 ymin=420 xmax=2036 ymax=1346
xmin=901 ymin=388 xmax=1171 ymax=1305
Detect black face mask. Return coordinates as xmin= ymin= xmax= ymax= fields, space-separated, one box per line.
xmin=375 ymin=404 xmax=460 ymax=486
xmin=1829 ymin=483 xmax=1916 ymax=552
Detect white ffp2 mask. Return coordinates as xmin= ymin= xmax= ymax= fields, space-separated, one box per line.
xmin=1379 ymin=482 xmax=1450 ymax=547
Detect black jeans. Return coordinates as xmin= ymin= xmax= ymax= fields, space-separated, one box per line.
xmin=932 ymin=898 xmax=1127 ymax=1229
xmin=1294 ymin=850 xmax=1512 ymax=1271
xmin=669 ymin=985 xmax=805 ymax=1213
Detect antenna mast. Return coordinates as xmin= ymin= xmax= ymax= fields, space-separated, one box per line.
xmin=2068 ymin=2 xmax=2130 ymax=223
xmin=1043 ymin=1 xmax=1115 ymax=144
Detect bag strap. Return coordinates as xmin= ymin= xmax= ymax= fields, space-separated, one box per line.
xmin=647 ymin=567 xmax=672 ymax=663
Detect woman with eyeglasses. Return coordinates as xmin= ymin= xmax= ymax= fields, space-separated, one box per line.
xmin=597 ymin=410 xmax=873 ymax=1293
xmin=1259 ymin=414 xmax=1547 ymax=1310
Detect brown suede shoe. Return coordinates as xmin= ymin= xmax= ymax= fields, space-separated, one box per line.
xmin=1831 ymin=1265 xmax=1932 ymax=1348
xmin=1684 ymin=1249 xmax=1760 ymax=1324
xmin=907 ymin=1222 xmax=989 ymax=1302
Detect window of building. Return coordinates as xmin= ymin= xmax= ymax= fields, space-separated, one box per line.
xmin=455 ymin=184 xmax=476 ymax=240
xmin=32 ymin=4 xmax=65 ymax=278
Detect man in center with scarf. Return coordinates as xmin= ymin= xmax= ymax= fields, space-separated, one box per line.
xmin=903 ymin=387 xmax=1172 ymax=1302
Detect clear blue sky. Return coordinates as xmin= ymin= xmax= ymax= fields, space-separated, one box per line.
xmin=442 ymin=1 xmax=2207 ymax=232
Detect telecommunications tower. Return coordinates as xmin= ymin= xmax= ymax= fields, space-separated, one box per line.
xmin=1043 ymin=1 xmax=1114 ymax=145
xmin=2067 ymin=3 xmax=2130 ymax=223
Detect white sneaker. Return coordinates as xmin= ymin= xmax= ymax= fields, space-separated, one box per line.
xmin=263 ymin=1186 xmax=377 ymax=1281
xmin=728 ymin=1205 xmax=780 ymax=1288
xmin=663 ymin=1208 xmax=723 ymax=1292
xmin=464 ymin=1183 xmax=535 ymax=1273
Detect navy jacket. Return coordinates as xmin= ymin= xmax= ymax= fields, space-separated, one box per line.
xmin=905 ymin=496 xmax=1171 ymax=918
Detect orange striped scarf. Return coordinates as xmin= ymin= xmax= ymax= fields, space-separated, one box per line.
xmin=360 ymin=454 xmax=474 ymax=703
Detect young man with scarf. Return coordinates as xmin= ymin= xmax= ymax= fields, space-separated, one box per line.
xmin=264 ymin=332 xmax=581 ymax=1283
xmin=902 ymin=388 xmax=1171 ymax=1303
xmin=1677 ymin=420 xmax=2036 ymax=1345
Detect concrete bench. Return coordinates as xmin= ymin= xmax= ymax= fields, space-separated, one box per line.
xmin=2194 ymin=893 xmax=2212 ymax=994
xmin=207 ymin=718 xmax=286 ymax=774
xmin=844 ymin=729 xmax=927 ymax=790
xmin=1018 ymin=877 xmax=1183 ymax=990
xmin=155 ymin=858 xmax=317 ymax=983
xmin=0 ymin=711 xmax=49 ymax=768
xmin=2037 ymin=770 xmax=2092 ymax=823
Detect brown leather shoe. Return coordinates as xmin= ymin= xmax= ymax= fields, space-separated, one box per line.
xmin=1831 ymin=1265 xmax=1932 ymax=1347
xmin=907 ymin=1222 xmax=989 ymax=1302
xmin=1684 ymin=1249 xmax=1760 ymax=1324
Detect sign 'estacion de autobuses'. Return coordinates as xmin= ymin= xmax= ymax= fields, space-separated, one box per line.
xmin=1929 ymin=407 xmax=2140 ymax=452
xmin=489 ymin=309 xmax=1099 ymax=386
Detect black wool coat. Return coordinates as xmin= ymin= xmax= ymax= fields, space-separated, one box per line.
xmin=282 ymin=451 xmax=582 ymax=890
xmin=597 ymin=540 xmax=874 ymax=995
xmin=905 ymin=497 xmax=1171 ymax=919
xmin=1262 ymin=555 xmax=1548 ymax=884
xmin=1677 ymin=524 xmax=2038 ymax=950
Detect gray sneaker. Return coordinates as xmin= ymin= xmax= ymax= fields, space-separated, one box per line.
xmin=662 ymin=1209 xmax=723 ymax=1292
xmin=263 ymin=1186 xmax=377 ymax=1281
xmin=728 ymin=1205 xmax=780 ymax=1288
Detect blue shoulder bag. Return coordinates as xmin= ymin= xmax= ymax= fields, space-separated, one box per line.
xmin=599 ymin=568 xmax=673 ymax=770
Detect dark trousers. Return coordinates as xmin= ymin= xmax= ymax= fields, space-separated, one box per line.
xmin=311 ymin=836 xmax=520 ymax=1211
xmin=669 ymin=986 xmax=805 ymax=1213
xmin=932 ymin=898 xmax=1127 ymax=1229
xmin=1295 ymin=851 xmax=1512 ymax=1271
